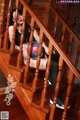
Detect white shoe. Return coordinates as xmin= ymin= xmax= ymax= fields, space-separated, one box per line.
xmin=44 ymin=78 xmax=52 ymax=85
xmin=50 ymin=96 xmax=70 ymax=109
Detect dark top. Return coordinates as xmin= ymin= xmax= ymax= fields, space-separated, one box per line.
xmin=15 ymin=24 xmax=31 ymax=46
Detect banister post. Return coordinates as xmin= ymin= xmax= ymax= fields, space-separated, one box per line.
xmin=40 ymin=42 xmax=53 ymax=107
xmin=17 ymin=7 xmax=26 ymax=67
xmin=0 ymin=0 xmax=5 ymax=48
xmin=10 ymin=0 xmax=19 ymax=53
xmin=23 ymin=17 xmax=34 ymax=84
xmin=62 ymin=70 xmax=74 ymax=120
xmin=32 ymin=29 xmax=43 ymax=90
xmin=49 ymin=56 xmax=64 ymax=120
xmin=3 ymin=0 xmax=12 ymax=49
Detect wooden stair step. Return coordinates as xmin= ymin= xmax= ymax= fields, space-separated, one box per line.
xmin=9 ymin=64 xmax=24 ymax=72
xmin=20 ymin=77 xmax=44 ymax=92
xmin=0 ymin=49 xmax=10 ymax=54
xmin=20 ymin=67 xmax=45 ymax=91
xmin=0 ymin=49 xmax=10 ymax=65
xmin=9 ymin=50 xmax=19 ymax=66
xmin=31 ymin=85 xmax=53 ymax=118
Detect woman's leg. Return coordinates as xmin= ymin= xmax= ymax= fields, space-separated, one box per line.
xmin=49 ymin=61 xmax=69 ymax=109
xmin=49 ymin=61 xmax=59 ymax=92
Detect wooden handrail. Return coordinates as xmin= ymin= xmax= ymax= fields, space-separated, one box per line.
xmin=20 ymin=0 xmax=80 ymax=80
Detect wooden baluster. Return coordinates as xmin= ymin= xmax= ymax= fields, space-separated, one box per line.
xmin=32 ymin=29 xmax=43 ymax=90
xmin=49 ymin=56 xmax=64 ymax=120
xmin=53 ymin=16 xmax=58 ymax=37
xmin=40 ymin=42 xmax=53 ymax=107
xmin=62 ymin=70 xmax=74 ymax=120
xmin=17 ymin=7 xmax=26 ymax=67
xmin=3 ymin=0 xmax=12 ymax=49
xmin=67 ymin=34 xmax=73 ymax=57
xmin=10 ymin=0 xmax=19 ymax=53
xmin=0 ymin=0 xmax=5 ymax=48
xmin=23 ymin=17 xmax=34 ymax=84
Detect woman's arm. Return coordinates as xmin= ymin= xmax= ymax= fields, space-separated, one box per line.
xmin=9 ymin=25 xmax=13 ymax=43
xmin=9 ymin=25 xmax=20 ymax=50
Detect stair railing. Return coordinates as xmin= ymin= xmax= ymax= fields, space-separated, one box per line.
xmin=49 ymin=3 xmax=80 ymax=85
xmin=11 ymin=1 xmax=80 ymax=119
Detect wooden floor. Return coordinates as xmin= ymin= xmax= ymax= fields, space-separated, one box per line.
xmin=0 ymin=94 xmax=29 ymax=120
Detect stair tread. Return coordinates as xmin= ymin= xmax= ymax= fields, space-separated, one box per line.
xmin=20 ymin=67 xmax=45 ymax=91
xmin=20 ymin=77 xmax=44 ymax=92
xmin=9 ymin=64 xmax=24 ymax=72
xmin=31 ymin=85 xmax=53 ymax=113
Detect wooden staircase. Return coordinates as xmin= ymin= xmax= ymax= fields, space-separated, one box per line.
xmin=0 ymin=51 xmax=50 ymax=120
xmin=0 ymin=0 xmax=80 ymax=120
